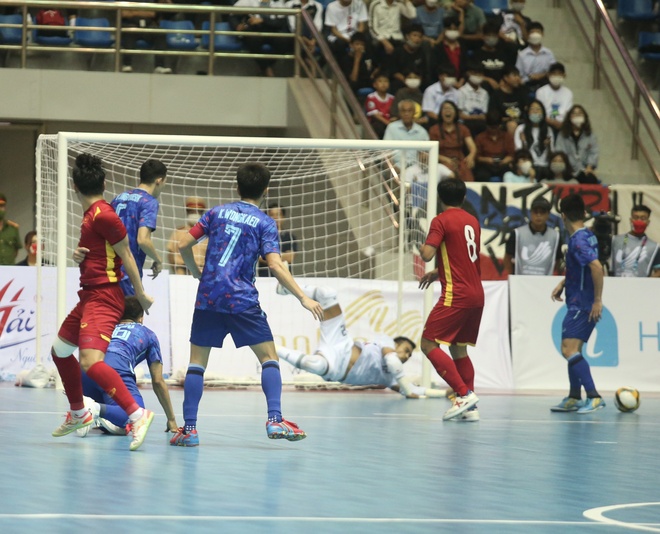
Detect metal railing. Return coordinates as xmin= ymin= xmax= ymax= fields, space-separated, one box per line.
xmin=563 ymin=0 xmax=660 ymax=182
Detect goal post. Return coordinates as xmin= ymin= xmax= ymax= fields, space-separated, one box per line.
xmin=36 ymin=132 xmax=439 ymax=385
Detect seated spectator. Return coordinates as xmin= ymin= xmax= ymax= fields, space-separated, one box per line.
xmin=432 ymin=14 xmax=467 ymax=82
xmin=422 ymin=65 xmax=459 ymax=123
xmin=415 ymin=0 xmax=445 ymax=47
xmin=458 ymin=62 xmax=489 ymax=136
xmin=390 ymin=24 xmax=429 ymax=92
xmin=447 ymin=0 xmax=486 ymax=48
xmin=429 ymin=100 xmax=477 ymax=181
xmin=391 ymin=69 xmax=430 ymax=129
xmin=473 ymin=110 xmax=515 ymax=182
xmin=340 ymin=32 xmax=377 ymax=94
xmin=535 ymin=62 xmax=573 ymax=133
xmin=383 ymin=99 xmax=431 ymax=182
xmin=503 ymin=148 xmax=535 ymax=183
xmin=515 ymin=22 xmax=555 ymax=94
xmin=285 ymin=0 xmax=324 ymax=62
xmin=473 ymin=21 xmax=518 ymax=91
xmin=231 ymin=0 xmax=290 ymax=77
xmin=121 ymin=1 xmax=171 ymax=74
xmin=498 ymin=0 xmax=531 ymax=48
xmin=324 ymin=0 xmax=368 ymax=60
xmin=365 ymin=74 xmax=395 ymax=139
xmin=541 ymin=151 xmax=578 ymax=184
xmin=514 ymin=99 xmax=553 ymax=178
xmin=16 ymin=231 xmax=49 ymax=266
xmin=610 ymin=204 xmax=660 ymax=278
xmin=489 ymin=65 xmax=528 ymax=134
xmin=368 ymin=0 xmax=416 ymax=71
xmin=554 ymin=104 xmax=599 ymax=184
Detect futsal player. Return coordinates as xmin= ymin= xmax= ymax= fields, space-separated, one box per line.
xmin=50 ymin=153 xmax=156 ymax=451
xmin=418 ymin=178 xmax=482 ymax=422
xmin=170 ymin=162 xmax=324 ymax=447
xmin=550 ymin=193 xmax=605 ymax=413
xmin=275 ymin=284 xmax=446 ymax=398
xmin=80 ymin=296 xmax=178 ymax=436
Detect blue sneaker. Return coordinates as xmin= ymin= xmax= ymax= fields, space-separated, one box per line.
xmin=266 ymin=419 xmax=307 ymax=441
xmin=169 ymin=427 xmax=199 ymax=447
xmin=577 ymin=397 xmax=606 ymax=414
xmin=550 ymin=397 xmax=584 ymax=412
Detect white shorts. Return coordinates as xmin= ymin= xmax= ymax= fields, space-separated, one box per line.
xmin=317 ymin=313 xmax=354 ymax=382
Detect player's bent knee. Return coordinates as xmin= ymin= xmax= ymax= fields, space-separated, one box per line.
xmin=315 ymin=287 xmax=339 ymax=309
xmin=52 ymin=337 xmax=77 ymax=358
xmin=301 ymin=354 xmax=330 ymax=376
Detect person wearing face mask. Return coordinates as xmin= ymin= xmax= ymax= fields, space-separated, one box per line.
xmin=515 ymin=22 xmax=556 ymax=93
xmin=554 ymin=104 xmax=600 ymax=184
xmin=449 ymin=0 xmax=486 ymax=48
xmin=16 ymin=231 xmax=50 ymax=266
xmin=610 ymin=205 xmax=660 ymax=278
xmin=421 ymin=65 xmax=460 ymax=123
xmin=503 ymin=149 xmax=535 ymax=183
xmin=0 ymin=193 xmax=20 ymax=265
xmin=489 ymin=65 xmax=528 ymax=135
xmin=541 ymin=151 xmax=577 ymax=184
xmin=514 ymin=99 xmax=553 ymax=178
xmin=368 ymin=0 xmax=416 ymax=72
xmin=390 ymin=24 xmax=429 ymax=92
xmin=473 ymin=21 xmax=518 ymax=91
xmin=458 ymin=62 xmax=489 ymax=136
xmin=535 ymin=62 xmax=574 ymax=133
xmin=415 ymin=0 xmax=445 ymax=47
xmin=391 ymin=69 xmax=429 ymax=127
xmin=432 ymin=14 xmax=467 ymax=83
xmin=167 ymin=197 xmax=209 ymax=275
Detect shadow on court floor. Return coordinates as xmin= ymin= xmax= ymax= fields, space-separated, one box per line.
xmin=1 ymin=384 xmax=659 ymax=533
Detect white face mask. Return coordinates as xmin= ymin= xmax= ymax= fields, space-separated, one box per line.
xmin=468 ymin=75 xmax=483 ymax=86
xmin=549 ymin=75 xmax=564 ymax=87
xmin=519 ymin=161 xmax=533 ymax=174
xmin=550 ymin=162 xmax=566 ymax=174
xmin=527 ymin=33 xmax=542 ymax=46
xmin=425 ymin=0 xmax=438 ymax=6
xmin=445 ymin=29 xmax=460 ymax=41
xmin=571 ymin=116 xmax=585 ymax=128
xmin=484 ymin=36 xmax=499 ymax=47
xmin=443 ymin=77 xmax=457 ymax=88
xmin=405 ymin=78 xmax=421 ymax=89
xmin=406 ymin=39 xmax=421 ymax=49
xmin=187 ymin=213 xmax=201 ymax=226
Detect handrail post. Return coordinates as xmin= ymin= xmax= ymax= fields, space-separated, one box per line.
xmin=208 ymin=11 xmax=216 ymax=76
xmin=293 ymin=12 xmax=301 ymax=78
xmin=20 ymin=4 xmax=27 ymax=68
xmin=114 ymin=10 xmax=122 ymax=72
xmin=330 ymin=76 xmax=338 ymax=138
xmin=632 ymin=85 xmax=640 ymax=160
xmin=593 ymin=11 xmax=601 ymax=90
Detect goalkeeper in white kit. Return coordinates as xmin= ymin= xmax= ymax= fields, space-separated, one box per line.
xmin=276 ymin=284 xmax=445 ymax=398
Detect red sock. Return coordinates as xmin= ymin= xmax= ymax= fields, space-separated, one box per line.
xmin=87 ymin=361 xmax=140 ymax=415
xmin=52 ymin=354 xmax=84 ymax=411
xmin=426 ymin=348 xmax=468 ymax=397
xmin=454 ymin=356 xmax=475 ymax=392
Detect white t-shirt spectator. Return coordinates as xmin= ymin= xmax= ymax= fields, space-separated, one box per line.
xmin=536 ymin=83 xmax=573 ymax=124
xmin=285 ymin=0 xmax=324 ymax=33
xmin=422 ymin=82 xmax=459 ymax=115
xmin=325 ymin=0 xmax=369 ymax=42
xmin=369 ymin=0 xmax=416 ymax=42
xmin=458 ymin=83 xmax=489 ymax=116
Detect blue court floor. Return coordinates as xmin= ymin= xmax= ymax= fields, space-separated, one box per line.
xmin=1 ymin=383 xmax=660 ymax=534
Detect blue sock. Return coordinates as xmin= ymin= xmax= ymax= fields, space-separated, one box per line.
xmin=567 ymin=353 xmax=599 ymax=398
xmin=566 ymin=354 xmax=582 ymax=399
xmin=104 ymin=404 xmax=130 ymax=428
xmin=261 ymin=360 xmax=282 ymax=422
xmin=183 ymin=364 xmax=205 ymax=432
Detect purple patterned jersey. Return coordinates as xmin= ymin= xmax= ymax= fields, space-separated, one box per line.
xmin=565 ymin=227 xmax=599 ymax=310
xmin=111 ymin=188 xmax=159 ymax=279
xmin=189 ymin=200 xmax=280 ymax=313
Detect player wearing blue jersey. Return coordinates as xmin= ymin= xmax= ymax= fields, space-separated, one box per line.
xmin=171 ymin=162 xmax=324 ymax=447
xmin=550 ymin=194 xmax=605 ymax=414
xmin=110 ymin=160 xmax=168 ymax=295
xmin=79 ymin=296 xmax=178 ymax=436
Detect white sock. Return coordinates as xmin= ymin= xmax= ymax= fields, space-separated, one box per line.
xmin=72 ymin=408 xmax=88 ymax=418
xmin=128 ymin=407 xmax=144 ymax=423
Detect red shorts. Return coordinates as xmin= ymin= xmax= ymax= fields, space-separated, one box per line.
xmin=422 ymin=304 xmax=483 ymax=346
xmin=57 ymin=284 xmax=124 ymax=352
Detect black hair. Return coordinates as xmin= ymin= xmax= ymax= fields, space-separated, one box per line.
xmin=560 ymin=104 xmax=592 ymax=137
xmin=548 ymin=62 xmax=566 ymax=74
xmin=466 ymin=60 xmax=484 ymax=74
xmin=482 ymin=21 xmax=501 ymax=36
xmin=631 ymin=204 xmax=651 ymax=216
xmin=502 ymin=65 xmax=521 ymax=78
xmin=486 ymin=108 xmax=502 ymax=127
xmin=444 ymin=14 xmax=460 ymax=28
xmin=437 ymin=178 xmax=466 ymax=207
xmin=237 ymin=162 xmax=271 ymax=200
xmin=528 ymin=21 xmax=544 ymax=33
xmin=72 ymin=153 xmax=105 ymax=196
xmin=405 ymin=23 xmax=424 ymax=36
xmin=559 ymin=193 xmax=586 ymax=222
xmin=403 ymin=67 xmax=422 ymax=77
xmin=438 ymin=64 xmax=456 ymax=78
xmin=394 ymin=336 xmax=417 ymax=351
xmin=523 ymin=99 xmax=549 ymax=152
xmin=513 ymin=148 xmax=533 ymax=165
xmin=121 ymin=296 xmax=145 ymax=322
xmin=267 ymin=202 xmax=286 ymax=216
xmin=139 ymin=159 xmax=167 ymax=185
xmin=24 ymin=230 xmax=36 ymax=248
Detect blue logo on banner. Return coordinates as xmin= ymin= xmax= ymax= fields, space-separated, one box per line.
xmin=551 ymin=307 xmax=619 ymax=366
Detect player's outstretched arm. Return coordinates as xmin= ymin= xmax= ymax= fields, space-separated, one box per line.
xmin=149 ymin=361 xmax=178 ymax=432
xmin=266 ymin=252 xmax=324 ymax=321
xmin=178 ymin=233 xmax=203 ymax=279
xmin=113 ymin=236 xmax=154 ymax=313
xmin=137 ymin=227 xmax=163 ymax=279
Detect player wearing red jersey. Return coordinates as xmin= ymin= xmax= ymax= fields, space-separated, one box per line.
xmin=51 ymin=153 xmax=156 ymax=451
xmin=418 ymin=178 xmax=483 ymax=422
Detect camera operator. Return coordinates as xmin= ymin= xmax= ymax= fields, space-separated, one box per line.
xmin=610 ymin=204 xmax=660 ymax=278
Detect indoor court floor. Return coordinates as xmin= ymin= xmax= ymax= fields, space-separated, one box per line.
xmin=1 ymin=383 xmax=659 ymax=534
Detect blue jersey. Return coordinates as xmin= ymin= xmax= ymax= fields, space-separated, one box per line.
xmin=190 ymin=200 xmax=280 ymax=313
xmin=104 ymin=322 xmax=163 ymax=376
xmin=565 ymin=227 xmax=599 ymax=310
xmin=111 ymin=188 xmax=159 ymax=279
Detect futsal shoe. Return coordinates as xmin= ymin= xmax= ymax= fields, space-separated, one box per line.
xmin=577 ymin=397 xmax=606 ymax=414
xmin=98 ymin=417 xmax=128 ymax=436
xmin=442 ymin=391 xmax=479 ymax=421
xmin=458 ymin=406 xmax=480 ymax=422
xmin=127 ymin=409 xmax=154 ymax=451
xmin=76 ymin=397 xmax=101 ymax=437
xmin=266 ymin=419 xmax=307 ymax=441
xmin=52 ymin=410 xmax=94 ymax=437
xmin=169 ymin=428 xmax=200 ymax=447
xmin=550 ymin=397 xmax=585 ymax=412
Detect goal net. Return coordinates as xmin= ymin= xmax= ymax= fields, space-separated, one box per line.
xmin=36 ymin=133 xmax=438 ymax=385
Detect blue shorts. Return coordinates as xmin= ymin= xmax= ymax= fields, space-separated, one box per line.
xmin=190 ymin=306 xmax=273 ymax=348
xmin=562 ymin=308 xmax=596 ymax=342
xmin=119 ymin=278 xmax=135 ymax=297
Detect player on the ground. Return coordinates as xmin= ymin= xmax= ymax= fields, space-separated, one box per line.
xmin=418 ymin=178 xmax=483 ymax=422
xmin=110 ymin=159 xmax=168 ymax=295
xmin=170 ymin=162 xmax=324 ymax=447
xmin=50 ymin=153 xmax=156 ymax=451
xmin=79 ymin=296 xmax=178 ymax=436
xmin=276 ymin=283 xmax=446 ymax=398
xmin=550 ymin=193 xmax=605 ymax=413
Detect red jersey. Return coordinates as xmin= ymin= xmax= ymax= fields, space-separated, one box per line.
xmin=79 ymin=200 xmax=127 ymax=287
xmin=425 ymin=207 xmax=484 ymax=308
xmin=365 ymin=91 xmax=394 ymax=119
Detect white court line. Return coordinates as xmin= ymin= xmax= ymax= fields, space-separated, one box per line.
xmin=584 ymin=503 xmax=660 ymax=533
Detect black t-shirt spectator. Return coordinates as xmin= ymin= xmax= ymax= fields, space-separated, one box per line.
xmin=473 ymin=42 xmax=518 ymax=85
xmin=489 ymin=87 xmax=529 ymax=124
xmin=391 ymin=46 xmax=429 ymax=88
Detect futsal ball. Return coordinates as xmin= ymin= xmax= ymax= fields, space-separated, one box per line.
xmin=614 ymin=387 xmax=640 ymax=413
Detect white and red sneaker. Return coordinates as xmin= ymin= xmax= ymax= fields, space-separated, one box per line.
xmin=442 ymin=391 xmax=479 ymax=421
